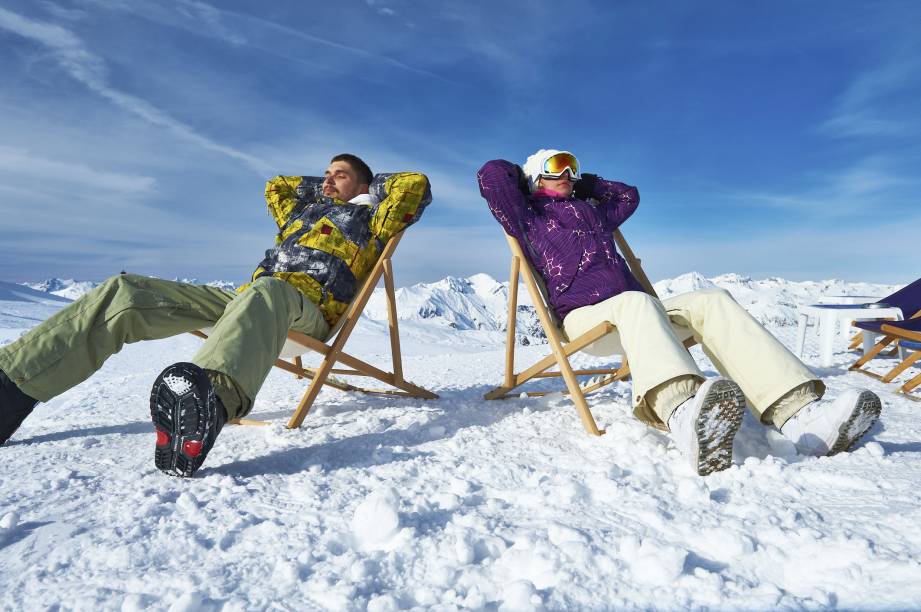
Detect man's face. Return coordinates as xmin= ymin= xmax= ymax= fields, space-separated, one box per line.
xmin=323 ymin=160 xmax=368 ymax=202
xmin=538 ymin=171 xmax=575 ymax=198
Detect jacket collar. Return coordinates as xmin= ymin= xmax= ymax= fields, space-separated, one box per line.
xmin=349 ymin=193 xmax=378 ymax=206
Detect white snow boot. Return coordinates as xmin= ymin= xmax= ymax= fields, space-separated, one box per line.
xmin=780 ymin=389 xmax=881 ymax=456
xmin=667 ymin=377 xmax=746 ymax=476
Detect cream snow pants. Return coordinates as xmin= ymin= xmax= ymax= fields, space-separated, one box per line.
xmin=562 ymin=288 xmax=824 ymax=429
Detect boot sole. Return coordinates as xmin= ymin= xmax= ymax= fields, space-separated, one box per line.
xmin=828 ymin=390 xmax=882 ymax=455
xmin=694 ymin=380 xmax=746 ymax=476
xmin=150 ymin=363 xmax=218 ymax=477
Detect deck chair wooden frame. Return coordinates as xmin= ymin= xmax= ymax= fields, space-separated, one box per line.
xmin=193 ymin=231 xmax=438 ymax=428
xmin=849 ymin=320 xmax=921 ymax=401
xmin=484 ymin=229 xmax=696 ymax=436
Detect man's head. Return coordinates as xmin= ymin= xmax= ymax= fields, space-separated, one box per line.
xmin=323 ymin=153 xmax=373 ymax=201
xmin=523 ymin=149 xmax=581 ymax=198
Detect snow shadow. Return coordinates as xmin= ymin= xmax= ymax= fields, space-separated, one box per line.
xmin=0 ymin=521 xmax=55 ymax=551
xmin=210 ymin=385 xmax=532 ymax=478
xmin=6 ymin=420 xmax=150 ymax=446
xmin=878 ymin=440 xmax=921 ymax=454
xmin=207 ymin=432 xmax=435 ymax=478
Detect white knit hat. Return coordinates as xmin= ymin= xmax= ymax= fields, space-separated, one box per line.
xmin=522 ymin=149 xmax=579 ymax=192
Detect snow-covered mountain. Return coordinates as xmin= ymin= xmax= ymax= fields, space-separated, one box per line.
xmin=364 ymin=273 xmax=545 ymax=343
xmin=19 ymin=273 xmax=901 ymax=341
xmin=655 ymin=273 xmax=900 ymax=327
xmin=362 ymin=272 xmax=898 ymax=339
xmin=21 ymin=278 xmax=100 ymax=301
xmin=0 ymin=281 xmax=72 ymax=330
xmin=21 ymin=277 xmax=238 ymax=300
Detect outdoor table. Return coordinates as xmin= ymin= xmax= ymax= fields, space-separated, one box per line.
xmin=815 ymin=295 xmax=882 ymax=305
xmin=795 ymin=303 xmax=903 ymax=367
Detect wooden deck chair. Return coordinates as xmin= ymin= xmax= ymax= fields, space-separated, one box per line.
xmin=193 ymin=231 xmax=438 ymax=428
xmin=845 ymin=277 xmax=921 ymax=351
xmin=484 ymin=229 xmax=695 ymax=436
xmin=849 ymin=317 xmax=921 ymax=401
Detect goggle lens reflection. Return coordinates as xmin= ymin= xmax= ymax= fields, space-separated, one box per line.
xmin=541 ymin=152 xmax=580 ymax=179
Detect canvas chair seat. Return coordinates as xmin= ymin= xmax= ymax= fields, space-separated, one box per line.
xmin=193 ymin=231 xmax=437 ymax=428
xmin=846 ymin=277 xmax=921 ymax=351
xmin=484 ymin=230 xmax=698 ymax=436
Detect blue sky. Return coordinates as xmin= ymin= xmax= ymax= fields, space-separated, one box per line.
xmin=0 ymin=0 xmax=918 ymax=286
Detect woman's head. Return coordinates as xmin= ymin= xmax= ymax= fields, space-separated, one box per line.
xmin=523 ymin=149 xmax=581 ymax=198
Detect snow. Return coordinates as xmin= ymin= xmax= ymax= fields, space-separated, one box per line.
xmin=20 ymin=277 xmax=237 ymax=301
xmin=2 ymin=274 xmax=921 ymax=610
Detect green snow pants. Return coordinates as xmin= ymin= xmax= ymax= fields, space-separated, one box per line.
xmin=0 ymin=274 xmax=330 ymax=420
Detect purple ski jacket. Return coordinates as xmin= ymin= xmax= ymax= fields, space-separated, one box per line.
xmin=478 ymin=159 xmax=644 ymax=320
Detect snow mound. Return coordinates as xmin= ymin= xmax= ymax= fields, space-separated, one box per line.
xmin=351 ymin=487 xmax=401 ymax=550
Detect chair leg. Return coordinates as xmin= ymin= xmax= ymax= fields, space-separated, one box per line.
xmin=287 ymin=353 xmax=338 ymax=429
xmin=578 ymin=363 xmax=631 ymax=395
xmin=850 ymin=336 xmax=896 ymax=370
xmin=900 ymin=370 xmax=921 ymax=397
xmin=293 ymin=356 xmax=304 ymax=380
xmin=229 ymin=418 xmax=270 ymax=426
xmin=882 ymin=351 xmax=921 ymax=383
xmin=848 ymin=331 xmax=863 ymax=350
xmin=519 ymin=265 xmax=604 ymax=436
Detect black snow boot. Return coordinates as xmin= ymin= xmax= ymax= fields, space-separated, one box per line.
xmin=0 ymin=369 xmax=38 ymax=445
xmin=150 ymin=363 xmax=227 ymax=477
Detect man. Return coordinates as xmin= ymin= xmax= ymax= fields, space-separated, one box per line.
xmin=478 ymin=149 xmax=881 ymax=476
xmin=0 ymin=154 xmax=432 ymax=477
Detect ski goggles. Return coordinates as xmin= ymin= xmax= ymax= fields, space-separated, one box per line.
xmin=540 ymin=152 xmax=581 ymax=179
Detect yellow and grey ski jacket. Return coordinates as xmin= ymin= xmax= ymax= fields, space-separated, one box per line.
xmin=241 ymin=172 xmax=432 ymax=327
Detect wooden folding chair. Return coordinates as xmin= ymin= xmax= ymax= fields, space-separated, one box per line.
xmin=484 ymin=229 xmax=695 ymax=436
xmin=194 ymin=231 xmax=438 ymax=428
xmin=849 ymin=318 xmax=921 ymax=401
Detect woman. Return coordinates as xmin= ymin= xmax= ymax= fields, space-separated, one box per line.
xmin=478 ymin=149 xmax=882 ymax=475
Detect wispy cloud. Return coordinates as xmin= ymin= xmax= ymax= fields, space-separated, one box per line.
xmin=38 ymin=1 xmax=88 ymax=21
xmin=365 ymin=0 xmax=396 ymax=17
xmin=0 ymin=146 xmax=155 ymax=193
xmin=219 ymin=6 xmax=453 ymax=84
xmin=725 ymin=157 xmax=914 ymax=217
xmin=77 ymin=0 xmax=450 ymax=84
xmin=0 ymin=6 xmax=272 ymax=174
xmin=820 ymin=52 xmax=921 ymax=139
xmin=173 ymin=0 xmax=246 ymax=45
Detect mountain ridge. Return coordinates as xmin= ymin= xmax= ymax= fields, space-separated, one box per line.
xmin=14 ymin=274 xmax=901 ymax=339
